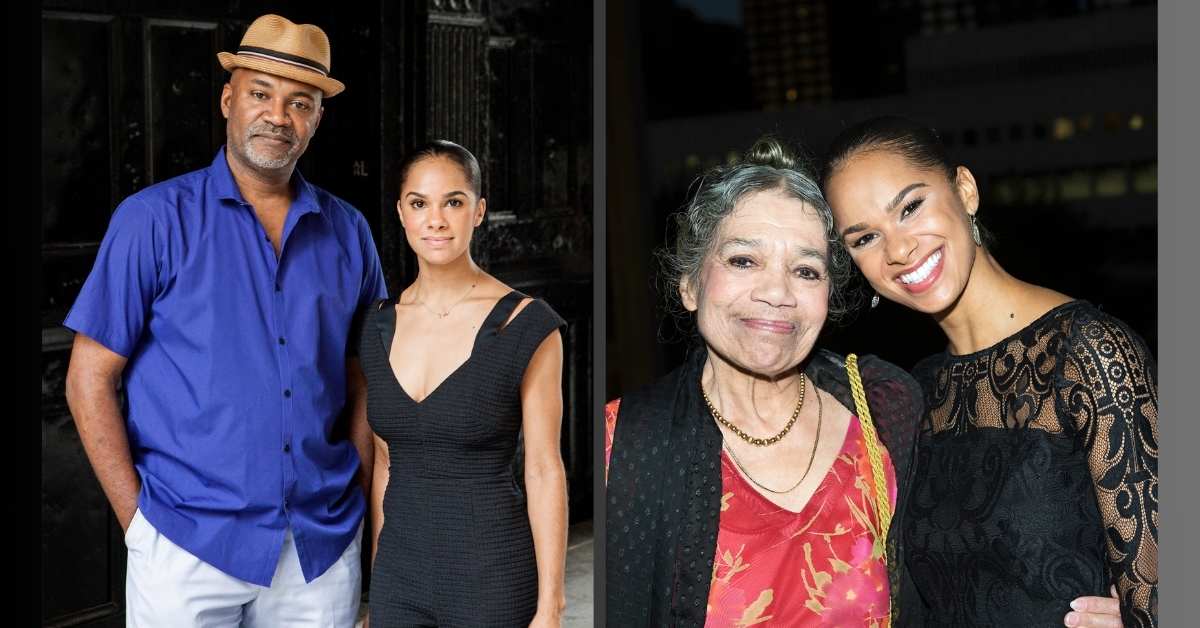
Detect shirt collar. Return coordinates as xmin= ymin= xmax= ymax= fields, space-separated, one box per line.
xmin=207 ymin=146 xmax=322 ymax=216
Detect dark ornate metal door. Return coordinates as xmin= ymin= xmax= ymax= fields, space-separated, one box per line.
xmin=377 ymin=0 xmax=594 ymax=524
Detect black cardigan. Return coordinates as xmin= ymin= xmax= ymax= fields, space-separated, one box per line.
xmin=605 ymin=346 xmax=928 ymax=627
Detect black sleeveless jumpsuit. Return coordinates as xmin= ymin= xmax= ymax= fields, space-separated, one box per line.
xmin=362 ymin=291 xmax=566 ymax=627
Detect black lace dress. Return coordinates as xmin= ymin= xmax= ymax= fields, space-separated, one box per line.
xmin=905 ymin=301 xmax=1158 ymax=627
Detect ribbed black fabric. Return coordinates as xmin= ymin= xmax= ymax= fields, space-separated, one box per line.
xmin=362 ymin=291 xmax=566 ymax=627
xmin=605 ymin=345 xmax=928 ymax=627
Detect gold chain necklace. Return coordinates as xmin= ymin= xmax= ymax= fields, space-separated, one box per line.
xmin=413 ymin=274 xmax=478 ymax=319
xmin=702 ymin=375 xmax=805 ymax=446
xmin=722 ymin=390 xmax=823 ymax=495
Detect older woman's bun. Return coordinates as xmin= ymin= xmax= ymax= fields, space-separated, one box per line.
xmin=745 ymin=136 xmax=798 ymax=170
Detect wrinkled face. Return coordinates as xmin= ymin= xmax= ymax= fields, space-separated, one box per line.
xmin=824 ymin=150 xmax=980 ymax=315
xmin=221 ymin=69 xmax=323 ymax=173
xmin=681 ymin=189 xmax=831 ymax=378
xmin=397 ymin=156 xmax=485 ymax=265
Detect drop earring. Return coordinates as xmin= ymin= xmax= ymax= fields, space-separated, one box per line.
xmin=871 ymin=293 xmax=881 ymax=309
xmin=970 ymin=214 xmax=982 ymax=247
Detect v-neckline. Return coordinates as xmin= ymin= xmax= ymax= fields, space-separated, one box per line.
xmin=384 ymin=290 xmax=522 ymax=405
xmin=720 ymin=410 xmax=854 ymax=517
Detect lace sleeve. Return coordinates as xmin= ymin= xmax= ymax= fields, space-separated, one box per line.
xmin=1057 ymin=310 xmax=1158 ymax=628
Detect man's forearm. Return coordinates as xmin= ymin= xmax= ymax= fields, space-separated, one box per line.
xmin=346 ymin=358 xmax=373 ymax=499
xmin=351 ymin=413 xmax=373 ymax=499
xmin=66 ymin=376 xmax=141 ymax=530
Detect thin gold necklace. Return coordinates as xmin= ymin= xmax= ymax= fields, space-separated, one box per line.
xmin=702 ymin=376 xmax=805 ymax=447
xmin=722 ymin=390 xmax=823 ymax=495
xmin=413 ymin=273 xmax=479 ymax=319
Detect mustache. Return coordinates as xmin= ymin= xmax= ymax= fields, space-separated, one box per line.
xmin=246 ymin=123 xmax=296 ymax=142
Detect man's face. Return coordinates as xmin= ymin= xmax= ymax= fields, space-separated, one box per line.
xmin=221 ymin=69 xmax=323 ymax=174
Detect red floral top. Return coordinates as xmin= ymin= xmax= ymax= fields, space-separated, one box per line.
xmin=606 ymin=399 xmax=897 ymax=627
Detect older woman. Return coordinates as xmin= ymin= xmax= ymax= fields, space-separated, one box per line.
xmin=606 ymin=137 xmax=922 ymax=626
xmin=821 ymin=116 xmax=1155 ymax=628
xmin=605 ymin=136 xmax=1129 ymax=628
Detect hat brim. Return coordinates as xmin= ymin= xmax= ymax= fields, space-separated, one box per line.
xmin=218 ymin=52 xmax=345 ymax=98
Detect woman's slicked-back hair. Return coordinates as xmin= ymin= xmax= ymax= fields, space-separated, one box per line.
xmin=819 ymin=116 xmax=955 ymax=190
xmin=398 ymin=139 xmax=483 ymax=198
xmin=657 ymin=135 xmax=856 ymax=325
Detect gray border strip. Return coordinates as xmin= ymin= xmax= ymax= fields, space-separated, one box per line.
xmin=592 ymin=0 xmax=606 ymax=625
xmin=1158 ymin=2 xmax=1192 ymax=625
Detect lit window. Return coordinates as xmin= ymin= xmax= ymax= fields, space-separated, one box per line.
xmin=786 ymin=88 xmax=798 ymax=102
xmin=1133 ymin=162 xmax=1156 ymax=194
xmin=685 ymin=155 xmax=700 ymax=169
xmin=992 ymin=178 xmax=1017 ymax=205
xmin=1041 ymin=174 xmax=1060 ymax=203
xmin=1077 ymin=114 xmax=1094 ymax=133
xmin=1059 ymin=170 xmax=1091 ymax=200
xmin=1094 ymin=168 xmax=1128 ymax=197
xmin=1022 ymin=177 xmax=1043 ymax=204
xmin=1052 ymin=117 xmax=1075 ymax=141
xmin=1103 ymin=112 xmax=1122 ymax=132
xmin=1129 ymin=114 xmax=1145 ymax=131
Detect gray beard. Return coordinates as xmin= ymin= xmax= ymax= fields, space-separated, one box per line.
xmin=235 ymin=125 xmax=300 ymax=171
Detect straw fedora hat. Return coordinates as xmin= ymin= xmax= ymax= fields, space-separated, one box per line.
xmin=217 ymin=14 xmax=345 ymax=98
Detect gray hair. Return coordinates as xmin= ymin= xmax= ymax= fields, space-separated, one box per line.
xmin=657 ymin=136 xmax=857 ymax=325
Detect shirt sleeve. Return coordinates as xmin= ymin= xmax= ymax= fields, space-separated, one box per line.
xmin=348 ymin=213 xmax=388 ymax=358
xmin=1057 ymin=310 xmax=1158 ymax=628
xmin=62 ymin=197 xmax=163 ymax=358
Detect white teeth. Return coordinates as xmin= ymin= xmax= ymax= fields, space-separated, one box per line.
xmin=899 ymin=250 xmax=942 ymax=284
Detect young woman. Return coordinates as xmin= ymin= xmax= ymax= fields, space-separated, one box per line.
xmin=361 ymin=140 xmax=568 ymax=627
xmin=821 ymin=117 xmax=1157 ymax=628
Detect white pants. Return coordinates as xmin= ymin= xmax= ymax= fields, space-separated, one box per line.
xmin=124 ymin=509 xmax=362 ymax=627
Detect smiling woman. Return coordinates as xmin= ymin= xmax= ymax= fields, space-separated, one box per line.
xmin=821 ymin=116 xmax=1158 ymax=628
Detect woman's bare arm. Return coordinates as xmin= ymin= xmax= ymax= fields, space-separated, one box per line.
xmin=521 ymin=329 xmax=568 ymax=626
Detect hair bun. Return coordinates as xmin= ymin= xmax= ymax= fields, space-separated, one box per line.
xmin=745 ymin=136 xmax=797 ymax=170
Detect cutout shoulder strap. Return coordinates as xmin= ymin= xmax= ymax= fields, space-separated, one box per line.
xmin=475 ymin=290 xmax=528 ymax=348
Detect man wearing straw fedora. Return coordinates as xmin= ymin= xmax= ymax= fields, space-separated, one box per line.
xmin=64 ymin=14 xmax=385 ymax=626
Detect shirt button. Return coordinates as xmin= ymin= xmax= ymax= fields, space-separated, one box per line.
xmin=283 ymin=443 xmax=291 ymax=453
xmin=278 ymin=337 xmax=286 ymax=345
xmin=283 ymin=389 xmax=292 ymax=398
xmin=275 ymin=284 xmax=281 ymax=292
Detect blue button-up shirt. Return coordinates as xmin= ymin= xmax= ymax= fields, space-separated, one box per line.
xmin=64 ymin=148 xmax=387 ymax=586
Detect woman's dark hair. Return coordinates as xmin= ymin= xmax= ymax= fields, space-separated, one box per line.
xmin=398 ymin=139 xmax=483 ymax=198
xmin=657 ymin=135 xmax=856 ymax=325
xmin=820 ymin=116 xmax=955 ymax=189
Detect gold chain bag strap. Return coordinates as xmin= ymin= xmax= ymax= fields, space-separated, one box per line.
xmin=845 ymin=354 xmax=894 ymax=626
